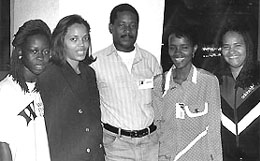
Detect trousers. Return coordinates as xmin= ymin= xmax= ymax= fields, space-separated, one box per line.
xmin=103 ymin=128 xmax=159 ymax=161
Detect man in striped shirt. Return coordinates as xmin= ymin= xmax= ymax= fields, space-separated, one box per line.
xmin=91 ymin=3 xmax=162 ymax=161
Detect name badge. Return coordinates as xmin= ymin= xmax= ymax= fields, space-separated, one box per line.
xmin=176 ymin=103 xmax=185 ymax=119
xmin=138 ymin=78 xmax=153 ymax=89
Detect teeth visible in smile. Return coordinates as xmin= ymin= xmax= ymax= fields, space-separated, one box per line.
xmin=35 ymin=65 xmax=43 ymax=69
xmin=78 ymin=51 xmax=85 ymax=54
xmin=230 ymin=56 xmax=239 ymax=59
xmin=175 ymin=58 xmax=185 ymax=62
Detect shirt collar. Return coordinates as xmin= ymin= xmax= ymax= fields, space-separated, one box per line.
xmin=187 ymin=65 xmax=198 ymax=84
xmin=162 ymin=64 xmax=198 ymax=97
xmin=106 ymin=44 xmax=143 ymax=61
xmin=169 ymin=64 xmax=198 ymax=84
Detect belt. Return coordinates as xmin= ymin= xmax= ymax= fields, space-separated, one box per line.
xmin=103 ymin=123 xmax=157 ymax=138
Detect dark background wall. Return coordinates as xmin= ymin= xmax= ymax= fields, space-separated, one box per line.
xmin=0 ymin=0 xmax=10 ymax=71
xmin=161 ymin=0 xmax=259 ymax=72
xmin=0 ymin=0 xmax=10 ymax=80
xmin=0 ymin=0 xmax=259 ymax=74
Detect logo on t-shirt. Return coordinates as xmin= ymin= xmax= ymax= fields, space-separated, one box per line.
xmin=18 ymin=101 xmax=37 ymax=126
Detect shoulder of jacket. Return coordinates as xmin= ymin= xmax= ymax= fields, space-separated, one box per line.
xmin=83 ymin=64 xmax=95 ymax=75
xmin=197 ymin=68 xmax=215 ymax=77
xmin=154 ymin=73 xmax=163 ymax=80
xmin=39 ymin=63 xmax=62 ymax=82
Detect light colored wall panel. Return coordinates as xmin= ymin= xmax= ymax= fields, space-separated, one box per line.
xmin=13 ymin=0 xmax=164 ymax=62
xmin=59 ymin=0 xmax=164 ymax=62
xmin=13 ymin=0 xmax=59 ymax=36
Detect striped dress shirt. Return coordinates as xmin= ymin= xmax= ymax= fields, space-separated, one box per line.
xmin=91 ymin=44 xmax=162 ymax=130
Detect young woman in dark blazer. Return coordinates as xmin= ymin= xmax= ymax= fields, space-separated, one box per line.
xmin=39 ymin=14 xmax=105 ymax=161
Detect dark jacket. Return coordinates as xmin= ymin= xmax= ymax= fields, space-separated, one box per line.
xmin=214 ymin=63 xmax=260 ymax=161
xmin=38 ymin=62 xmax=105 ymax=161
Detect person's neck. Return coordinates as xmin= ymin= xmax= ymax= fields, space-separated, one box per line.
xmin=114 ymin=44 xmax=135 ymax=52
xmin=24 ymin=76 xmax=37 ymax=83
xmin=23 ymin=67 xmax=37 ymax=83
xmin=66 ymin=59 xmax=80 ymax=74
xmin=230 ymin=65 xmax=243 ymax=80
xmin=172 ymin=64 xmax=192 ymax=85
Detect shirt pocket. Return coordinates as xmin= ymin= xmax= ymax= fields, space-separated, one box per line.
xmin=184 ymin=102 xmax=208 ymax=118
xmin=138 ymin=88 xmax=152 ymax=105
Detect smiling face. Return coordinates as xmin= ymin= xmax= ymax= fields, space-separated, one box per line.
xmin=21 ymin=34 xmax=50 ymax=81
xmin=222 ymin=31 xmax=246 ymax=69
xmin=109 ymin=11 xmax=138 ymax=52
xmin=64 ymin=23 xmax=89 ymax=66
xmin=168 ymin=34 xmax=197 ymax=70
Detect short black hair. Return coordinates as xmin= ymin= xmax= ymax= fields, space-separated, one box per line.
xmin=109 ymin=3 xmax=139 ymax=24
xmin=167 ymin=26 xmax=197 ymax=47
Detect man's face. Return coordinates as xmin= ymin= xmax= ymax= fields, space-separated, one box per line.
xmin=109 ymin=11 xmax=138 ymax=52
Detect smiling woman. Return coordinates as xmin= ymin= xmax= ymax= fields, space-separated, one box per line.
xmin=161 ymin=0 xmax=259 ymax=72
xmin=38 ymin=14 xmax=105 ymax=161
xmin=153 ymin=26 xmax=223 ymax=161
xmin=213 ymin=25 xmax=260 ymax=161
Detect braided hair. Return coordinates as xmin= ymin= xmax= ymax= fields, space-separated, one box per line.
xmin=9 ymin=19 xmax=51 ymax=92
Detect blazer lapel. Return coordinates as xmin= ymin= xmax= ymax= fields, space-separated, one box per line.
xmin=59 ymin=63 xmax=99 ymax=117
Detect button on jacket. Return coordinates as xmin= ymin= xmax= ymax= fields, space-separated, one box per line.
xmin=39 ymin=62 xmax=104 ymax=161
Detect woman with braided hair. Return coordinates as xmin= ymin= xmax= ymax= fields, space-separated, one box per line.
xmin=0 ymin=19 xmax=51 ymax=161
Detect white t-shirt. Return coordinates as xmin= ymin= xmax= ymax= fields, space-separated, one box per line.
xmin=117 ymin=48 xmax=136 ymax=73
xmin=0 ymin=75 xmax=50 ymax=161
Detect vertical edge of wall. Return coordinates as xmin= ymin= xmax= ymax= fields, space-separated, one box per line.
xmin=258 ymin=2 xmax=260 ymax=62
xmin=10 ymin=0 xmax=14 ymax=57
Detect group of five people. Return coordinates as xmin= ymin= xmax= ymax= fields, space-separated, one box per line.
xmin=0 ymin=3 xmax=259 ymax=161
